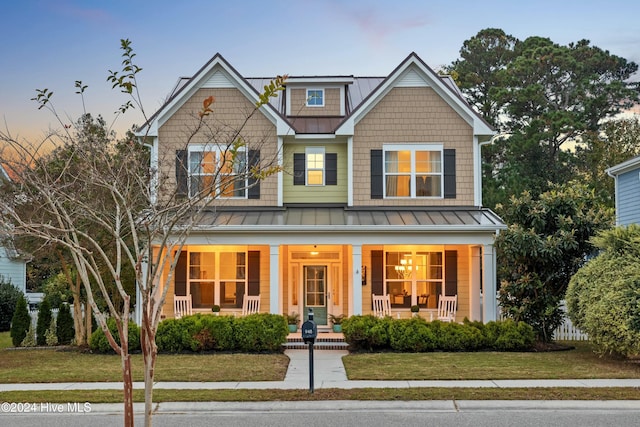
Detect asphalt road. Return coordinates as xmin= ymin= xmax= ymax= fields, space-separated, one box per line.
xmin=2 ymin=401 xmax=640 ymax=427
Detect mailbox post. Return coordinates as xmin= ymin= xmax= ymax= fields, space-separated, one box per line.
xmin=301 ymin=308 xmax=317 ymax=393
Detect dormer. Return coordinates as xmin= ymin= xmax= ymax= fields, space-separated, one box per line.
xmin=284 ymin=76 xmax=354 ymax=117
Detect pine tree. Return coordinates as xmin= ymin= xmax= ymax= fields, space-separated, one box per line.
xmin=21 ymin=322 xmax=36 ymax=347
xmin=10 ymin=295 xmax=31 ymax=347
xmin=36 ymin=299 xmax=52 ymax=346
xmin=56 ymin=303 xmax=75 ymax=345
xmin=45 ymin=318 xmax=58 ymax=346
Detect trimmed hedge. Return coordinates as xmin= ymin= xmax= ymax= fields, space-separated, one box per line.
xmin=89 ymin=318 xmax=141 ymax=353
xmin=343 ymin=315 xmax=535 ymax=352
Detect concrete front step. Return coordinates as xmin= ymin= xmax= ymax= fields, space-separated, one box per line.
xmin=283 ymin=332 xmax=349 ymax=351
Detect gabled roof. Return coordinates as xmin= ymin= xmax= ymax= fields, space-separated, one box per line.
xmin=335 ymin=52 xmax=494 ymax=137
xmin=141 ymin=52 xmax=494 ymax=139
xmin=606 ymin=155 xmax=640 ymax=176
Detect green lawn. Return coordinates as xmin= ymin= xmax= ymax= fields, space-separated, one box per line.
xmin=0 ymin=331 xmax=12 ymax=349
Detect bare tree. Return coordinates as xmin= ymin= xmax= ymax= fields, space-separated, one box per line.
xmin=0 ymin=39 xmax=285 ymax=427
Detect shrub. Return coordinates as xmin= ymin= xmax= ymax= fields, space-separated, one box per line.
xmin=0 ymin=280 xmax=23 ymax=332
xmin=35 ymin=299 xmax=52 ymax=346
xmin=342 ymin=315 xmax=391 ymax=351
xmin=42 ymin=273 xmax=73 ymax=309
xmin=388 ymin=317 xmax=436 ymax=352
xmin=10 ymin=295 xmax=31 ymax=346
xmin=45 ymin=318 xmax=58 ymax=346
xmin=21 ymin=322 xmax=36 ymax=347
xmin=89 ymin=318 xmax=141 ymax=353
xmin=56 ymin=303 xmax=75 ymax=345
xmin=200 ymin=315 xmax=236 ymax=350
xmin=234 ymin=313 xmax=288 ymax=352
xmin=566 ymin=225 xmax=640 ymax=357
xmin=484 ymin=320 xmax=535 ymax=351
xmin=156 ymin=318 xmax=196 ymax=353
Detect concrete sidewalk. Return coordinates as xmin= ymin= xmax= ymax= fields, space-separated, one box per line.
xmin=2 ymin=349 xmax=640 ymax=392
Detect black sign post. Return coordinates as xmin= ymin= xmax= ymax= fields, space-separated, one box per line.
xmin=301 ymin=308 xmax=318 ymax=393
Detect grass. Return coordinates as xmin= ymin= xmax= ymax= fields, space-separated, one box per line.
xmin=0 ymin=331 xmax=11 ymax=350
xmin=1 ymin=337 xmax=639 ymax=403
xmin=343 ymin=342 xmax=640 ymax=380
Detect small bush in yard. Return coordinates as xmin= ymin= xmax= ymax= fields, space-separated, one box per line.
xmin=21 ymin=323 xmax=36 ymax=347
xmin=10 ymin=294 xmax=31 ymax=346
xmin=200 ymin=315 xmax=236 ymax=350
xmin=0 ymin=280 xmax=23 ymax=332
xmin=56 ymin=303 xmax=75 ymax=345
xmin=89 ymin=318 xmax=140 ymax=353
xmin=342 ymin=315 xmax=391 ymax=351
xmin=36 ymin=298 xmax=52 ymax=346
xmin=156 ymin=318 xmax=195 ymax=353
xmin=484 ymin=319 xmax=536 ymax=351
xmin=45 ymin=318 xmax=58 ymax=346
xmin=388 ymin=317 xmax=436 ymax=352
xmin=234 ymin=313 xmax=288 ymax=352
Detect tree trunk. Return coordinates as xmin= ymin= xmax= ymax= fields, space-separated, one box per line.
xmin=122 ymin=350 xmax=135 ymax=427
xmin=141 ymin=306 xmax=157 ymax=427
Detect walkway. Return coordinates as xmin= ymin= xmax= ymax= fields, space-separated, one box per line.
xmin=2 ymin=349 xmax=640 ymax=392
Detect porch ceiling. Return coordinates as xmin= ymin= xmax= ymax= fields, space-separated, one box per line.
xmin=189 ymin=206 xmax=506 ymax=233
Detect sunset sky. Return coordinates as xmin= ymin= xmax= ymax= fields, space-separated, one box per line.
xmin=1 ymin=0 xmax=639 ymax=142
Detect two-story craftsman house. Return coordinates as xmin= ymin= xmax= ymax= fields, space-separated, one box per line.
xmin=140 ymin=52 xmax=505 ymax=329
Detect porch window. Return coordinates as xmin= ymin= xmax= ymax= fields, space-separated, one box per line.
xmin=188 ymin=145 xmax=247 ymax=198
xmin=189 ymin=251 xmax=247 ymax=309
xmin=385 ymin=251 xmax=443 ymax=308
xmin=383 ymin=144 xmax=442 ymax=198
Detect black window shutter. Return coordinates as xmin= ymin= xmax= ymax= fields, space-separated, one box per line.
xmin=371 ymin=250 xmax=384 ymax=297
xmin=444 ymin=149 xmax=456 ymax=199
xmin=174 ymin=251 xmax=187 ymax=296
xmin=445 ymin=250 xmax=458 ymax=296
xmin=370 ymin=149 xmax=383 ymax=199
xmin=293 ymin=153 xmax=305 ymax=185
xmin=326 ymin=153 xmax=337 ymax=185
xmin=176 ymin=150 xmax=188 ymax=197
xmin=247 ymin=149 xmax=260 ymax=199
xmin=248 ymin=250 xmax=261 ymax=296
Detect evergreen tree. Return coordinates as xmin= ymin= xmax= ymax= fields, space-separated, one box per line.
xmin=56 ymin=303 xmax=75 ymax=345
xmin=45 ymin=317 xmax=58 ymax=346
xmin=10 ymin=295 xmax=31 ymax=346
xmin=35 ymin=299 xmax=52 ymax=346
xmin=0 ymin=280 xmax=23 ymax=332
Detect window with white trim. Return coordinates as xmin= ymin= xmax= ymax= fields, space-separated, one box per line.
xmin=306 ymin=89 xmax=324 ymax=107
xmin=189 ymin=251 xmax=246 ymax=309
xmin=188 ymin=145 xmax=247 ymax=198
xmin=306 ymin=147 xmax=325 ymax=185
xmin=383 ymin=144 xmax=443 ymax=198
xmin=385 ymin=251 xmax=443 ymax=309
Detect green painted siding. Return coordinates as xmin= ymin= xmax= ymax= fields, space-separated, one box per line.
xmin=283 ymin=143 xmax=348 ymax=204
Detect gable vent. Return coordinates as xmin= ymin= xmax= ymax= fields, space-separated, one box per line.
xmin=203 ymin=70 xmax=234 ymax=88
xmin=396 ymin=69 xmax=429 ymax=87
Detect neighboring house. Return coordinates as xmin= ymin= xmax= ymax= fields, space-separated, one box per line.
xmin=607 ymin=155 xmax=640 ymax=226
xmin=139 ymin=52 xmax=506 ymax=328
xmin=0 ymin=164 xmax=27 ymax=294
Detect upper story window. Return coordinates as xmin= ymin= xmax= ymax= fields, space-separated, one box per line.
xmin=188 ymin=145 xmax=247 ymax=199
xmin=306 ymin=147 xmax=325 ymax=185
xmin=383 ymin=144 xmax=443 ymax=198
xmin=306 ymin=89 xmax=324 ymax=107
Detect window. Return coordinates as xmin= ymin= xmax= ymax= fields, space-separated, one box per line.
xmin=306 ymin=89 xmax=324 ymax=107
xmin=383 ymin=144 xmax=442 ymax=198
xmin=188 ymin=146 xmax=247 ymax=198
xmin=385 ymin=251 xmax=443 ymax=308
xmin=189 ymin=251 xmax=247 ymax=309
xmin=306 ymin=147 xmax=325 ymax=185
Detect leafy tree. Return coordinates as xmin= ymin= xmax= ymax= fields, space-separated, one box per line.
xmin=448 ymin=29 xmax=639 ymax=208
xmin=56 ymin=303 xmax=75 ymax=345
xmin=35 ymin=298 xmax=52 ymax=346
xmin=495 ymin=182 xmax=613 ymax=342
xmin=0 ymin=279 xmax=23 ymax=331
xmin=566 ymin=225 xmax=640 ymax=357
xmin=0 ymin=39 xmax=285 ymax=427
xmin=10 ymin=295 xmax=30 ymax=346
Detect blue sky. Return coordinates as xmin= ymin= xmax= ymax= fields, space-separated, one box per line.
xmin=2 ymin=0 xmax=639 ymax=141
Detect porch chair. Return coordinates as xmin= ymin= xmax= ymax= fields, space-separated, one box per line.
xmin=372 ymin=294 xmax=391 ymax=318
xmin=174 ymin=295 xmax=192 ymax=319
xmin=437 ymin=295 xmax=457 ymax=322
xmin=242 ymin=295 xmax=261 ymax=316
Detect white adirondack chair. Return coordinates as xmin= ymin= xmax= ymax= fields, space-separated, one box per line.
xmin=372 ymin=294 xmax=391 ymax=318
xmin=174 ymin=295 xmax=192 ymax=319
xmin=437 ymin=295 xmax=457 ymax=322
xmin=242 ymin=295 xmax=261 ymax=316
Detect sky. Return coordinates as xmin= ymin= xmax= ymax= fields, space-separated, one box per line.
xmin=1 ymin=0 xmax=639 ymax=142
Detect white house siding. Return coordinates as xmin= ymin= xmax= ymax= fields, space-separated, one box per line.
xmin=0 ymin=246 xmax=26 ymax=293
xmin=617 ymin=168 xmax=640 ymax=226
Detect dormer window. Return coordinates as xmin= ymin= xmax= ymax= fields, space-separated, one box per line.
xmin=306 ymin=89 xmax=324 ymax=107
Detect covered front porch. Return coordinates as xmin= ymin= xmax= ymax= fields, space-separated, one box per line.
xmin=149 ymin=207 xmax=505 ymax=326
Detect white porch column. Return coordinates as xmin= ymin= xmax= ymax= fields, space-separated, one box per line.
xmin=269 ymin=245 xmax=280 ymax=314
xmin=351 ymin=244 xmax=363 ymax=315
xmin=482 ymin=244 xmax=497 ymax=322
xmin=469 ymin=246 xmax=482 ymax=321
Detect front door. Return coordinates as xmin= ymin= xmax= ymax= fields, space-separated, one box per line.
xmin=303 ymin=265 xmax=327 ymax=325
